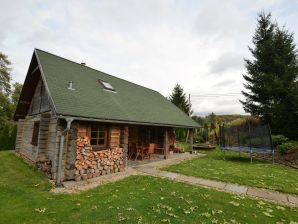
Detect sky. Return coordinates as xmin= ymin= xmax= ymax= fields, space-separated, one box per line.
xmin=1 ymin=0 xmax=298 ymax=116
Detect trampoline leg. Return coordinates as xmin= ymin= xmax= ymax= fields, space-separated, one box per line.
xmin=250 ymin=153 xmax=252 ymax=163
xmin=272 ymin=151 xmax=274 ymax=163
xmin=238 ymin=151 xmax=240 ymax=157
xmin=223 ymin=150 xmax=226 ymax=160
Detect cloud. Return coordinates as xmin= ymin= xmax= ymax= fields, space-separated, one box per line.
xmin=209 ymin=52 xmax=245 ymax=74
xmin=193 ymin=1 xmax=250 ymax=40
xmin=0 ymin=0 xmax=295 ymax=116
xmin=212 ymin=79 xmax=237 ymax=88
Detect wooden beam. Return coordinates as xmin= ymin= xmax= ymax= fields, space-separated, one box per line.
xmin=31 ymin=65 xmax=39 ymax=75
xmin=121 ymin=125 xmax=129 ymax=168
xmin=189 ymin=128 xmax=193 ymax=154
xmin=164 ymin=128 xmax=169 ymax=159
xmin=19 ymin=100 xmax=31 ymax=105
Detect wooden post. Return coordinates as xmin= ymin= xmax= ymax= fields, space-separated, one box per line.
xmin=164 ymin=128 xmax=169 ymax=159
xmin=121 ymin=126 xmax=129 ymax=168
xmin=189 ymin=128 xmax=193 ymax=154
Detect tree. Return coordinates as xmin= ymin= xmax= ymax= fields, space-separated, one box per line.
xmin=241 ymin=12 xmax=298 ymax=139
xmin=10 ymin=82 xmax=23 ymax=119
xmin=0 ymin=52 xmax=22 ymax=150
xmin=169 ymin=84 xmax=192 ymax=115
xmin=0 ymin=52 xmax=11 ymax=93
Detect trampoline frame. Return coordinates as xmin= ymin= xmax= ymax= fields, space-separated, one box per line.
xmin=219 ymin=122 xmax=275 ymax=163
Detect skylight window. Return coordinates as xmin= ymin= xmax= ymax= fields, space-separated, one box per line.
xmin=98 ymin=79 xmax=115 ymax=91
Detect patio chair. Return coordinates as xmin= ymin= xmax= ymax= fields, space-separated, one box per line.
xmin=173 ymin=142 xmax=183 ymax=153
xmin=145 ymin=143 xmax=156 ymax=160
xmin=135 ymin=143 xmax=147 ymax=161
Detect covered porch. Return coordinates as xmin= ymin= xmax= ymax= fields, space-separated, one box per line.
xmin=125 ymin=125 xmax=194 ymax=166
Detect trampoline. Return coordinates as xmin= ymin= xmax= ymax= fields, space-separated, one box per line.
xmin=219 ymin=121 xmax=274 ymax=163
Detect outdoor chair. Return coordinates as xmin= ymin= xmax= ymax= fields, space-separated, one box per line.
xmin=144 ymin=143 xmax=156 ymax=159
xmin=173 ymin=142 xmax=183 ymax=153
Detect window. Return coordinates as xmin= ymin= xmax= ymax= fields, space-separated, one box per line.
xmin=98 ymin=79 xmax=115 ymax=91
xmin=31 ymin=121 xmax=40 ymax=146
xmin=90 ymin=125 xmax=107 ymax=149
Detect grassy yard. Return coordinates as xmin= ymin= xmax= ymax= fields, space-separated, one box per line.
xmin=1 ymin=151 xmax=298 ymax=223
xmin=164 ymin=148 xmax=298 ymax=195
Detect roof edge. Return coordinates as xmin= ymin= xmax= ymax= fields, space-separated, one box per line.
xmin=34 ymin=49 xmax=58 ymax=115
xmin=56 ymin=114 xmax=201 ymax=129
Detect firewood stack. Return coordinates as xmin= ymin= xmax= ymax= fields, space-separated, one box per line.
xmin=74 ymin=136 xmax=124 ymax=181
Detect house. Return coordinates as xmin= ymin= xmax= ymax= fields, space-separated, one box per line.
xmin=14 ymin=49 xmax=199 ymax=186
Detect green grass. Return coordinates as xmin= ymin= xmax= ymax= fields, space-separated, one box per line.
xmin=1 ymin=151 xmax=298 ymax=223
xmin=164 ymin=148 xmax=298 ymax=195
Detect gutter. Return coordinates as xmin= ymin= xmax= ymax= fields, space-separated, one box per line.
xmin=56 ymin=117 xmax=74 ymax=187
xmin=56 ymin=114 xmax=201 ymax=129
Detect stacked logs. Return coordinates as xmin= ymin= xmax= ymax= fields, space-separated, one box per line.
xmin=75 ymin=136 xmax=124 ymax=181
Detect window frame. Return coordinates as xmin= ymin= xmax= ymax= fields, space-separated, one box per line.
xmin=98 ymin=79 xmax=115 ymax=91
xmin=89 ymin=124 xmax=108 ymax=150
xmin=31 ymin=121 xmax=40 ymax=146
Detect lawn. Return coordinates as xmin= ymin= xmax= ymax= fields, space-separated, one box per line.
xmin=164 ymin=148 xmax=298 ymax=195
xmin=1 ymin=151 xmax=298 ymax=223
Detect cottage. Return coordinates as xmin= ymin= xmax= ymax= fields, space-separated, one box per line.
xmin=14 ymin=49 xmax=199 ymax=186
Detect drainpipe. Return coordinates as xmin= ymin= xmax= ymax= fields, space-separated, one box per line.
xmin=56 ymin=117 xmax=74 ymax=187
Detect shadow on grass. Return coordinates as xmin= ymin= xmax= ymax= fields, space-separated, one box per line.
xmin=201 ymin=149 xmax=269 ymax=165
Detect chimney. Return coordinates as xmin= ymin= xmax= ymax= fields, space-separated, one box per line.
xmin=68 ymin=81 xmax=75 ymax=90
xmin=81 ymin=62 xmax=86 ymax=66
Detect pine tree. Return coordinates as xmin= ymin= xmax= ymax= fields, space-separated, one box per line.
xmin=169 ymin=84 xmax=192 ymax=115
xmin=241 ymin=12 xmax=298 ymax=139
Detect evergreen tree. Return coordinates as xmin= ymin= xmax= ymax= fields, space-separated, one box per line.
xmin=169 ymin=84 xmax=192 ymax=115
xmin=241 ymin=12 xmax=298 ymax=139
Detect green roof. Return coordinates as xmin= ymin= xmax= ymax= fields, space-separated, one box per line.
xmin=35 ymin=49 xmax=199 ymax=128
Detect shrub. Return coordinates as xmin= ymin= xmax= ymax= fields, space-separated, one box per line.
xmin=0 ymin=123 xmax=17 ymax=150
xmin=272 ymin=135 xmax=289 ymax=147
xmin=278 ymin=142 xmax=294 ymax=155
xmin=194 ymin=134 xmax=204 ymax=143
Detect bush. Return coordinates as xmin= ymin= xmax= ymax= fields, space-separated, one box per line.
xmin=0 ymin=123 xmax=17 ymax=150
xmin=278 ymin=142 xmax=294 ymax=155
xmin=272 ymin=135 xmax=289 ymax=147
xmin=194 ymin=132 xmax=205 ymax=143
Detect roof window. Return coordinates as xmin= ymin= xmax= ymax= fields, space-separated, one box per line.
xmin=98 ymin=79 xmax=115 ymax=91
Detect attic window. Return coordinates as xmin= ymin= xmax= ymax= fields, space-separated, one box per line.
xmin=98 ymin=79 xmax=115 ymax=91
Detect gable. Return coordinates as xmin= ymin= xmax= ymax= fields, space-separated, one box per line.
xmin=28 ymin=78 xmax=51 ymax=115
xmin=14 ymin=52 xmax=53 ymax=120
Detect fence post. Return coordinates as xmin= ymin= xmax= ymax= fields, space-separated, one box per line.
xmin=267 ymin=124 xmax=274 ymax=163
xmin=248 ymin=122 xmax=252 ymax=163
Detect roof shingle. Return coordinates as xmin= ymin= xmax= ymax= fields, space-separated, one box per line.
xmin=35 ymin=49 xmax=199 ymax=128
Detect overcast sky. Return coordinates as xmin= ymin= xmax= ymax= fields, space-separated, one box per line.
xmin=1 ymin=0 xmax=298 ymax=116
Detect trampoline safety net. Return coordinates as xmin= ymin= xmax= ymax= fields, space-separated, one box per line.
xmin=219 ymin=121 xmax=274 ymax=162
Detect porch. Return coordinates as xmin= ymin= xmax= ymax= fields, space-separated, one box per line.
xmin=126 ymin=125 xmax=193 ymax=165
xmin=73 ymin=121 xmax=193 ymax=181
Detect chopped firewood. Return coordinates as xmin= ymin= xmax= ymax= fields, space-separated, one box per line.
xmin=74 ymin=136 xmax=124 ymax=181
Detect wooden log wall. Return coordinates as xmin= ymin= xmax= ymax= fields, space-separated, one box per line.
xmin=15 ymin=119 xmax=25 ymax=153
xmin=15 ymin=112 xmax=57 ymax=179
xmin=110 ymin=126 xmax=120 ymax=148
xmin=15 ymin=114 xmax=41 ymax=161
